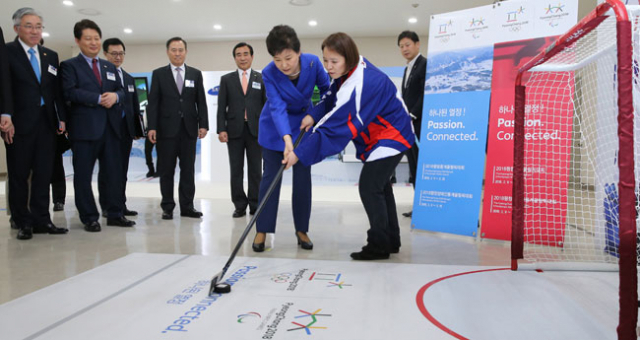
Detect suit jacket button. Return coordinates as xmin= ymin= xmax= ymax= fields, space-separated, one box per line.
xmin=180 ymin=99 xmax=183 ymax=102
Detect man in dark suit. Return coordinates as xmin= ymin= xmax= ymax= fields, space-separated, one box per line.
xmin=99 ymin=37 xmax=142 ymax=218
xmin=61 ymin=19 xmax=134 ymax=232
xmin=147 ymin=37 xmax=209 ymax=220
xmin=217 ymin=42 xmax=266 ymax=218
xmin=398 ymin=30 xmax=426 ymax=218
xmin=0 ymin=25 xmax=12 ymax=131
xmin=5 ymin=8 xmax=68 ymax=240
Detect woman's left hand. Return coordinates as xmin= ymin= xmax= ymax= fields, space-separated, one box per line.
xmin=300 ymin=115 xmax=315 ymax=132
xmin=282 ymin=151 xmax=299 ymax=170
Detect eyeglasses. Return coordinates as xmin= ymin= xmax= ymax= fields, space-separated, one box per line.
xmin=108 ymin=52 xmax=126 ymax=57
xmin=19 ymin=25 xmax=44 ymax=31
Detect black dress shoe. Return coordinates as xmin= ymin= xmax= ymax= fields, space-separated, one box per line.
xmin=350 ymin=246 xmax=389 ymax=260
xmin=249 ymin=210 xmax=256 ymax=216
xmin=10 ymin=218 xmax=18 ymax=230
xmin=295 ymin=231 xmax=313 ymax=250
xmin=162 ymin=211 xmax=173 ymax=220
xmin=84 ymin=221 xmax=101 ymax=232
xmin=146 ymin=170 xmax=155 ymax=178
xmin=232 ymin=209 xmax=246 ymax=218
xmin=390 ymin=247 xmax=400 ymax=254
xmin=252 ymin=232 xmax=266 ymax=252
xmin=53 ymin=202 xmax=64 ymax=212
xmin=402 ymin=211 xmax=412 ymax=218
xmin=33 ymin=223 xmax=68 ymax=234
xmin=181 ymin=208 xmax=203 ymax=218
xmin=17 ymin=228 xmax=33 ymax=240
xmin=123 ymin=208 xmax=138 ymax=216
xmin=107 ymin=216 xmax=135 ymax=227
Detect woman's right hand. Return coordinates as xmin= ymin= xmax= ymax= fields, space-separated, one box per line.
xmin=283 ymin=134 xmax=294 ymax=159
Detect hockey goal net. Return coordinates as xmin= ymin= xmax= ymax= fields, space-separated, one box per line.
xmin=511 ymin=0 xmax=638 ymax=337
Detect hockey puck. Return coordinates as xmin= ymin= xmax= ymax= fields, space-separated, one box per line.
xmin=213 ymin=283 xmax=231 ymax=294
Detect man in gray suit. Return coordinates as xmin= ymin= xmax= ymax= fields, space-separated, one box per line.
xmin=217 ymin=42 xmax=266 ymax=218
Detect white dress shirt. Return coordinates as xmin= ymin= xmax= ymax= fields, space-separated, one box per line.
xmin=404 ymin=53 xmax=421 ymax=89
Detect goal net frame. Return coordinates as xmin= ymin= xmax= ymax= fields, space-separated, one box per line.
xmin=510 ymin=0 xmax=637 ymax=338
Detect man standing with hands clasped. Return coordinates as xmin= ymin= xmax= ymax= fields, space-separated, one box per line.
xmin=61 ymin=19 xmax=134 ymax=232
xmin=217 ymin=42 xmax=266 ymax=218
xmin=147 ymin=37 xmax=209 ymax=220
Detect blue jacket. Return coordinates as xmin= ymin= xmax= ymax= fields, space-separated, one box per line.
xmin=258 ymin=53 xmax=330 ymax=151
xmin=295 ymin=56 xmax=415 ymax=166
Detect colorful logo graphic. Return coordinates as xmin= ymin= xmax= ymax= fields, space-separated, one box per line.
xmin=507 ymin=6 xmax=525 ymax=22
xmin=438 ymin=20 xmax=453 ymax=34
xmin=469 ymin=17 xmax=485 ymax=27
xmin=309 ymin=272 xmax=341 ymax=282
xmin=288 ymin=309 xmax=332 ymax=335
xmin=545 ymin=3 xmax=565 ymax=14
xmin=207 ymin=85 xmax=220 ymax=96
xmin=237 ymin=312 xmax=261 ymax=323
xmin=327 ymin=281 xmax=352 ymax=289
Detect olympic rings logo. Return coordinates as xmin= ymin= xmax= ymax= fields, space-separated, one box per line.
xmin=271 ymin=273 xmax=293 ymax=283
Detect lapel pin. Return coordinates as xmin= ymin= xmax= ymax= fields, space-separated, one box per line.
xmin=43 ymin=53 xmax=47 ymax=56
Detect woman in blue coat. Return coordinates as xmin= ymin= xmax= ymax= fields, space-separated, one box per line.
xmin=252 ymin=25 xmax=331 ymax=252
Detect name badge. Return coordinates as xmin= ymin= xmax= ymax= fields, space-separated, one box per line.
xmin=48 ymin=65 xmax=57 ymax=76
xmin=106 ymin=72 xmax=116 ymax=81
xmin=128 ymin=85 xmax=135 ymax=93
xmin=185 ymin=80 xmax=195 ymax=88
xmin=252 ymin=81 xmax=261 ymax=90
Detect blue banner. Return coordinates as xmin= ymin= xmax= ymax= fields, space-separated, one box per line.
xmin=412 ymin=91 xmax=490 ymax=236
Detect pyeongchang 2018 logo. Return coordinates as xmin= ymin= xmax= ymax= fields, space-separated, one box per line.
xmin=541 ymin=2 xmax=569 ymax=26
xmin=435 ymin=20 xmax=454 ymax=43
xmin=270 ymin=269 xmax=354 ymax=291
xmin=507 ymin=6 xmax=525 ymax=23
xmin=287 ymin=309 xmax=332 ymax=335
xmin=465 ymin=17 xmax=488 ymax=37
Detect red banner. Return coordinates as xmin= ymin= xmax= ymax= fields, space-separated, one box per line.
xmin=481 ymin=36 xmax=573 ymax=242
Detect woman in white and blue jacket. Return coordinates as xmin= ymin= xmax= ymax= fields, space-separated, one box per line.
xmin=253 ymin=25 xmax=331 ymax=252
xmin=284 ymin=32 xmax=415 ymax=260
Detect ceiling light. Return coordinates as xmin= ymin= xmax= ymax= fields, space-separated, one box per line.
xmin=123 ymin=28 xmax=133 ymax=34
xmin=408 ymin=17 xmax=418 ymax=24
xmin=63 ymin=0 xmax=74 ymax=6
xmin=308 ymin=20 xmax=317 ymax=27
xmin=213 ymin=24 xmax=222 ymax=30
xmin=42 ymin=32 xmax=50 ymax=38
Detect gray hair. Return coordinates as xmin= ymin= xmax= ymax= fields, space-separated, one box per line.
xmin=12 ymin=7 xmax=43 ymax=27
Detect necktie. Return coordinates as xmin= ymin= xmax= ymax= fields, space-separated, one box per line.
xmin=242 ymin=71 xmax=248 ymax=120
xmin=92 ymin=58 xmax=102 ymax=86
xmin=118 ymin=69 xmax=125 ymax=118
xmin=29 ymin=48 xmax=44 ymax=105
xmin=28 ymin=48 xmax=40 ymax=82
xmin=176 ymin=68 xmax=183 ymax=94
xmin=404 ymin=66 xmax=410 ymax=89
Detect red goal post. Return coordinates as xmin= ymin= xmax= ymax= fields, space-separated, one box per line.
xmin=511 ymin=0 xmax=637 ymax=338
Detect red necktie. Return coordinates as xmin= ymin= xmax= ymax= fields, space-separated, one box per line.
xmin=242 ymin=71 xmax=248 ymax=120
xmin=92 ymin=58 xmax=102 ymax=86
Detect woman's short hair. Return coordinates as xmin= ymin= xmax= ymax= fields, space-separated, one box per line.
xmin=321 ymin=32 xmax=360 ymax=72
xmin=266 ymin=25 xmax=300 ymax=56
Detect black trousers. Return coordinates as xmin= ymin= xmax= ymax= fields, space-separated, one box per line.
xmin=51 ymin=134 xmax=69 ymax=204
xmin=156 ymin=120 xmax=196 ymax=212
xmin=6 ymin=108 xmax=55 ymax=228
xmin=406 ymin=144 xmax=419 ymax=188
xmin=72 ymin=126 xmax=123 ymax=224
xmin=359 ymin=153 xmax=403 ymax=253
xmin=227 ymin=122 xmax=262 ymax=212
xmin=99 ymin=118 xmax=133 ymax=211
xmin=145 ymin=138 xmax=155 ymax=173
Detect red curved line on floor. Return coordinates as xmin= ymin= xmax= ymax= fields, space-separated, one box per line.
xmin=416 ymin=268 xmax=510 ymax=340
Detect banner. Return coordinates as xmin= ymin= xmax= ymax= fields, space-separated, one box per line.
xmin=412 ymin=5 xmax=495 ymax=236
xmin=480 ymin=1 xmax=578 ymax=241
xmin=413 ymin=0 xmax=578 ymax=237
